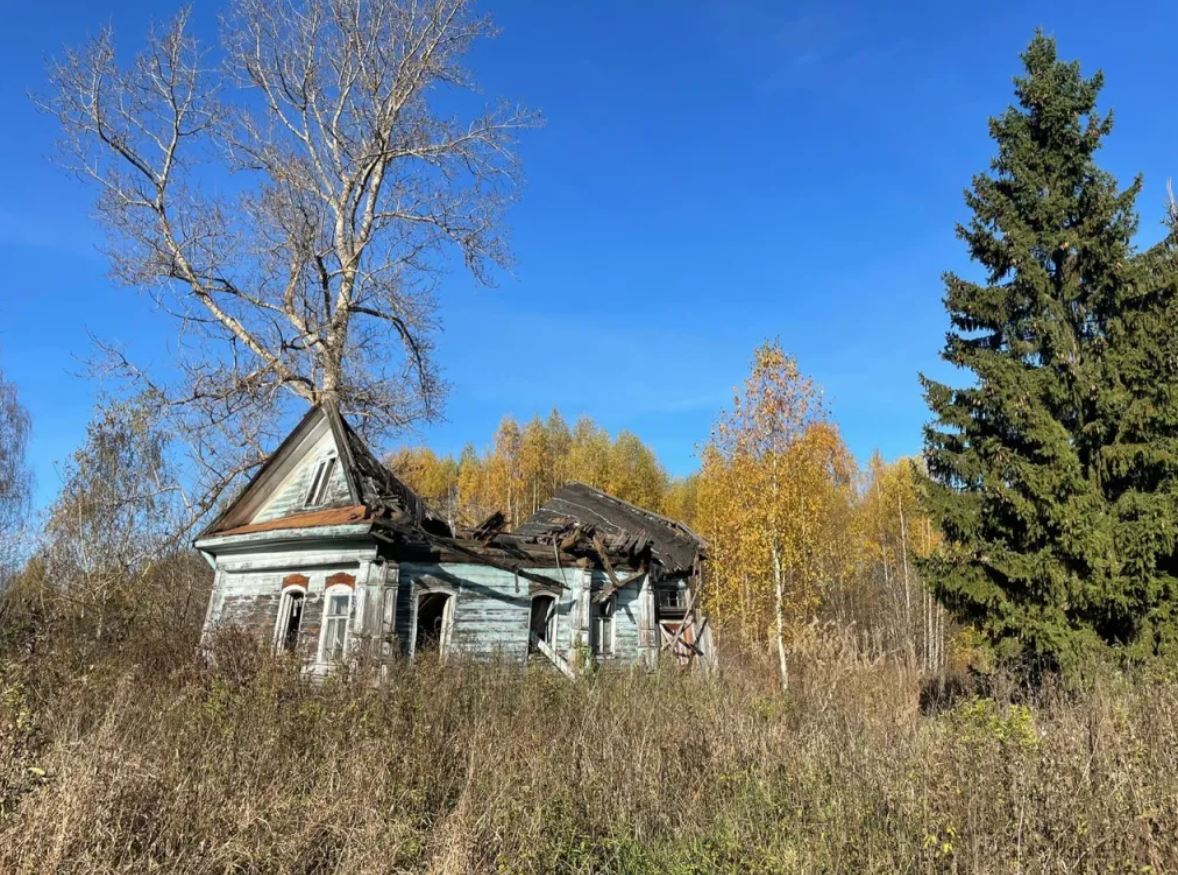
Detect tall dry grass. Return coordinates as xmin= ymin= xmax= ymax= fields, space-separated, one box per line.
xmin=1 ymin=586 xmax=1177 ymax=873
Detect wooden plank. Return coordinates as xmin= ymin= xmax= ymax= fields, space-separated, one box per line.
xmin=592 ymin=533 xmax=638 ymax=602
xmin=397 ymin=533 xmax=570 ymax=589
xmin=686 ymin=616 xmax=709 ymax=666
xmin=665 ymin=557 xmax=706 ymax=664
xmin=664 ymin=582 xmax=698 ymax=656
xmin=530 ymin=632 xmax=576 ymax=678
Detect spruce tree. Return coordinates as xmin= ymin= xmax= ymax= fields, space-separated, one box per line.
xmin=1096 ymin=226 xmax=1178 ymax=661
xmin=921 ymin=33 xmax=1144 ymax=673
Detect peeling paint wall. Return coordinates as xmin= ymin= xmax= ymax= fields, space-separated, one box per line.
xmin=399 ymin=562 xmax=541 ymax=663
xmin=201 ymin=540 xmax=378 ymax=670
xmin=202 ymin=543 xmax=661 ymax=673
xmin=207 ymin=569 xmax=332 ymax=662
xmin=395 ymin=563 xmax=657 ymax=668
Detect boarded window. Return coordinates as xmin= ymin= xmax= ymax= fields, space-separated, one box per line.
xmin=659 ymin=620 xmax=697 ymax=664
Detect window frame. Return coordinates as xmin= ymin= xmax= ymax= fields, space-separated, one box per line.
xmin=411 ymin=586 xmax=457 ymax=661
xmin=303 ymin=454 xmax=338 ymax=508
xmin=318 ymin=584 xmax=353 ymax=664
xmin=590 ymin=594 xmax=615 ymax=657
xmin=273 ymin=584 xmax=308 ymax=654
xmin=529 ymin=592 xmax=558 ymax=652
xmin=657 ymin=586 xmax=688 ymax=612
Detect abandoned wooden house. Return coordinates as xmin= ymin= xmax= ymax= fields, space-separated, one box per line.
xmin=194 ymin=405 xmax=712 ymax=676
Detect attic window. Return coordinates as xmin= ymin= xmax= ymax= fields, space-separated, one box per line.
xmin=304 ymin=455 xmax=338 ymax=507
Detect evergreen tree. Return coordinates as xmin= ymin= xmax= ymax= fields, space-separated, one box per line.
xmin=921 ymin=33 xmax=1145 ymax=673
xmin=1097 ymin=226 xmax=1178 ymax=660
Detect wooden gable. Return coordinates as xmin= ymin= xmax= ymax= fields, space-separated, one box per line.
xmin=198 ymin=404 xmax=447 ymax=541
xmin=200 ymin=406 xmax=361 ymax=536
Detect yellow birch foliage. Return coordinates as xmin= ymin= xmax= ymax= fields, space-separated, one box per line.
xmin=606 ymin=431 xmax=668 ymax=513
xmin=455 ymin=444 xmax=491 ymax=521
xmin=838 ymin=453 xmax=945 ymax=665
xmin=696 ymin=341 xmax=855 ymax=660
xmin=385 ymin=447 xmax=459 ymax=507
xmin=856 ymin=453 xmax=938 ymax=572
xmin=483 ymin=418 xmax=523 ymax=524
xmin=662 ymin=475 xmax=699 ymax=528
xmin=518 ymin=418 xmax=551 ymax=517
xmin=388 ymin=410 xmax=677 ymax=528
xmin=566 ymin=416 xmax=612 ymax=490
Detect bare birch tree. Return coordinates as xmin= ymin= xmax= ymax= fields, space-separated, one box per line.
xmin=0 ymin=366 xmax=32 ymax=588
xmin=42 ymin=395 xmax=190 ymax=639
xmin=45 ymin=0 xmax=532 ymax=528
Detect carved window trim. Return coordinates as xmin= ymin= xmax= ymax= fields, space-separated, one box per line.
xmin=591 ymin=594 xmax=615 ymax=657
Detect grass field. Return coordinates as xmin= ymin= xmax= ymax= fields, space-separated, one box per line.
xmin=2 ymin=609 xmax=1176 ymax=874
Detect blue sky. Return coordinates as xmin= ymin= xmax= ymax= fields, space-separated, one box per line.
xmin=3 ymin=0 xmax=1177 ymax=512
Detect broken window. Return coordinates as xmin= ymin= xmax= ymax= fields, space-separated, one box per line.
xmin=657 ymin=586 xmax=688 ymax=612
xmin=303 ymin=455 xmax=338 ymax=508
xmin=276 ymin=589 xmax=305 ymax=653
xmin=591 ymin=595 xmax=614 ymax=656
xmin=415 ymin=591 xmax=454 ymax=657
xmin=322 ymin=591 xmax=351 ymax=662
xmin=529 ymin=594 xmax=556 ymax=652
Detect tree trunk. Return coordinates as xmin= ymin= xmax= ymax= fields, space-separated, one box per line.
xmin=771 ymin=541 xmax=788 ymax=692
xmin=898 ymin=491 xmax=915 ymax=669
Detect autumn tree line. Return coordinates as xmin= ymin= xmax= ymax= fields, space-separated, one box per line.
xmin=388 ymin=363 xmax=947 ymax=681
xmin=387 ymin=414 xmax=680 ymax=531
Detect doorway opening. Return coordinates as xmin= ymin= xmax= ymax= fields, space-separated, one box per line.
xmin=529 ymin=594 xmax=556 ymax=652
xmin=415 ymin=591 xmax=454 ymax=657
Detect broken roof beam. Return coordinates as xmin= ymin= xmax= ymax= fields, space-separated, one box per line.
xmin=424 ymin=533 xmax=570 ymax=589
xmin=595 ymin=567 xmax=646 ymax=603
xmin=558 ymin=524 xmax=585 ymax=554
xmin=592 ymin=533 xmax=648 ymax=602
xmin=471 ymin=510 xmax=507 ymax=542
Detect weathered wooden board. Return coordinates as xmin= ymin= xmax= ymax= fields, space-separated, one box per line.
xmin=204 ymin=562 xmax=363 ymax=667
xmin=254 ymin=428 xmax=352 ymax=523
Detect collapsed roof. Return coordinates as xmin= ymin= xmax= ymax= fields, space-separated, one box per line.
xmin=513 ymin=482 xmax=704 ymax=577
xmin=197 ymin=407 xmax=703 ymax=580
xmin=332 ymin=408 xmax=448 ymax=535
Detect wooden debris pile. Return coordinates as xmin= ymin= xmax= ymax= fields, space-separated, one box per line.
xmin=470 ymin=510 xmax=507 ymax=543
xmin=515 ymin=515 xmax=654 ymax=567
